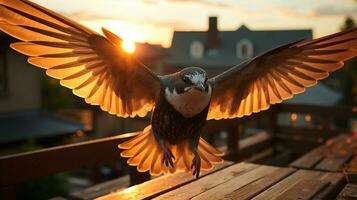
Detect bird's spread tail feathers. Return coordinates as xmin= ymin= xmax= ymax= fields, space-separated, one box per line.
xmin=118 ymin=125 xmax=224 ymax=176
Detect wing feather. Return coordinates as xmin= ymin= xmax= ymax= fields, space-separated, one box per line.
xmin=11 ymin=42 xmax=73 ymax=56
xmin=255 ymin=79 xmax=262 ymax=111
xmin=208 ymin=27 xmax=357 ymax=119
xmin=0 ymin=0 xmax=160 ymax=117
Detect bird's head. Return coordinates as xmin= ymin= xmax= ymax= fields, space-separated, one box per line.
xmin=176 ymin=67 xmax=208 ymax=93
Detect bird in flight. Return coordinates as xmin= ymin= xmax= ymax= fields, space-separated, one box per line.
xmin=1 ymin=0 xmax=356 ymax=178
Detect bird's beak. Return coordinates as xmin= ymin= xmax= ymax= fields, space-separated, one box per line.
xmin=194 ymin=82 xmax=205 ymax=92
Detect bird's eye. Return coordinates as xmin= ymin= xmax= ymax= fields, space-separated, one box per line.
xmin=183 ymin=76 xmax=189 ymax=83
xmin=205 ymin=77 xmax=208 ymax=83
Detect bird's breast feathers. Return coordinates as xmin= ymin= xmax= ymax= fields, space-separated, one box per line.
xmin=165 ymin=86 xmax=212 ymax=118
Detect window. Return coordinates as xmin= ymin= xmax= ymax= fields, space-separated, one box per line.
xmin=0 ymin=51 xmax=7 ymax=97
xmin=207 ymin=49 xmax=219 ymax=57
xmin=190 ymin=41 xmax=204 ymax=59
xmin=236 ymin=39 xmax=254 ymax=59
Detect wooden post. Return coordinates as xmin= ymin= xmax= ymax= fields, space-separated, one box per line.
xmin=267 ymin=106 xmax=278 ymax=154
xmin=225 ymin=122 xmax=243 ymax=161
xmin=129 ymin=166 xmax=150 ymax=186
xmin=321 ymin=116 xmax=333 ymax=141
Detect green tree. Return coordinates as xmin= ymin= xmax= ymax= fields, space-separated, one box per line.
xmin=342 ymin=17 xmax=355 ymax=30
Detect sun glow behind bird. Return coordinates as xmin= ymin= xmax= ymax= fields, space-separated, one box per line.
xmin=76 ymin=20 xmax=145 ymax=52
xmin=122 ymin=39 xmax=136 ymax=54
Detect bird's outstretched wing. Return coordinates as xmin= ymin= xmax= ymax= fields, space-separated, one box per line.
xmin=0 ymin=0 xmax=161 ymax=118
xmin=208 ymin=28 xmax=357 ymax=120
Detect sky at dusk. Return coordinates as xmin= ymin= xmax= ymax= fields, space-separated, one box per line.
xmin=32 ymin=0 xmax=356 ymax=47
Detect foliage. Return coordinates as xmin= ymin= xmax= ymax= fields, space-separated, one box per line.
xmin=341 ymin=17 xmax=355 ymax=30
xmin=42 ymin=76 xmax=83 ymax=111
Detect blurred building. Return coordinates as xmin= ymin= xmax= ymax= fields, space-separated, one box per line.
xmin=0 ymin=34 xmax=42 ymax=112
xmin=0 ymin=33 xmax=84 ymax=153
xmin=167 ymin=16 xmax=312 ymax=76
xmin=166 ymin=16 xmax=346 ymax=130
xmin=135 ymin=42 xmax=167 ymax=75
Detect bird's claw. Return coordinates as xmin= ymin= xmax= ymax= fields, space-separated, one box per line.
xmin=161 ymin=145 xmax=175 ymax=168
xmin=191 ymin=154 xmax=201 ymax=179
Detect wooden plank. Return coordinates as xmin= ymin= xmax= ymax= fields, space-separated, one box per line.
xmin=252 ymin=170 xmax=344 ymax=200
xmin=315 ymin=135 xmax=354 ymax=172
xmin=244 ymin=148 xmax=274 ymax=163
xmin=225 ymin=168 xmax=296 ymax=200
xmin=337 ymin=184 xmax=357 ymax=200
xmin=153 ymin=162 xmax=260 ymax=200
xmin=239 ymin=131 xmax=271 ymax=150
xmin=191 ymin=165 xmax=280 ymax=200
xmin=289 ymin=146 xmax=326 ymax=169
xmin=314 ymin=172 xmax=346 ymax=200
xmin=96 ymin=161 xmax=234 ymax=200
xmin=70 ymin=175 xmax=130 ymax=200
xmin=290 ymin=134 xmax=351 ymax=171
xmin=0 ymin=132 xmax=140 ymax=187
xmin=273 ymin=179 xmax=330 ymax=200
xmin=315 ymin=152 xmax=353 ymax=172
xmin=194 ymin=167 xmax=296 ymax=200
xmin=223 ymin=131 xmax=272 ymax=161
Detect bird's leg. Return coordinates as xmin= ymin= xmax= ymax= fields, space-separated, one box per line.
xmin=159 ymin=140 xmax=175 ymax=168
xmin=189 ymin=137 xmax=201 ymax=179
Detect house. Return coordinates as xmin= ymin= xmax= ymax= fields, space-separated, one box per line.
xmin=167 ymin=16 xmax=312 ymax=76
xmin=0 ymin=33 xmax=85 ymax=152
xmin=167 ymin=16 xmax=344 ymax=130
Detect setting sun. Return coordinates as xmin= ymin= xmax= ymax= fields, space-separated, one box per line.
xmin=122 ymin=40 xmax=136 ymax=54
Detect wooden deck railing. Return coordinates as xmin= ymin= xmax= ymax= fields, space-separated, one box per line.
xmin=1 ymin=104 xmax=356 ymax=199
xmin=274 ymin=104 xmax=357 ymax=155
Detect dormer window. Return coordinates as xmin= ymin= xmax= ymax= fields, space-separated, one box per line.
xmin=236 ymin=39 xmax=253 ymax=59
xmin=190 ymin=41 xmax=204 ymax=59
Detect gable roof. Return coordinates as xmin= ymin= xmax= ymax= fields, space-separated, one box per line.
xmin=285 ymin=83 xmax=342 ymax=106
xmin=168 ymin=25 xmax=312 ymax=69
xmin=0 ymin=110 xmax=84 ymax=143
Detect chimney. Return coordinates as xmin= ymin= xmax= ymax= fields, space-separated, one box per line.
xmin=207 ymin=16 xmax=219 ymax=49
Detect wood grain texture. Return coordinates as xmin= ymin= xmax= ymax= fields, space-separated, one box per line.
xmin=289 ymin=145 xmax=326 ymax=169
xmin=252 ymin=170 xmax=345 ymax=200
xmin=225 ymin=168 xmax=296 ymax=200
xmin=290 ymin=134 xmax=354 ymax=172
xmin=96 ymin=163 xmax=346 ymax=200
xmin=273 ymin=179 xmax=330 ymax=200
xmin=315 ymin=135 xmax=354 ymax=172
xmin=337 ymin=184 xmax=357 ymax=200
xmin=193 ymin=167 xmax=295 ymax=200
xmin=154 ymin=162 xmax=259 ymax=200
xmin=97 ymin=161 xmax=233 ymax=200
xmin=70 ymin=175 xmax=130 ymax=200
